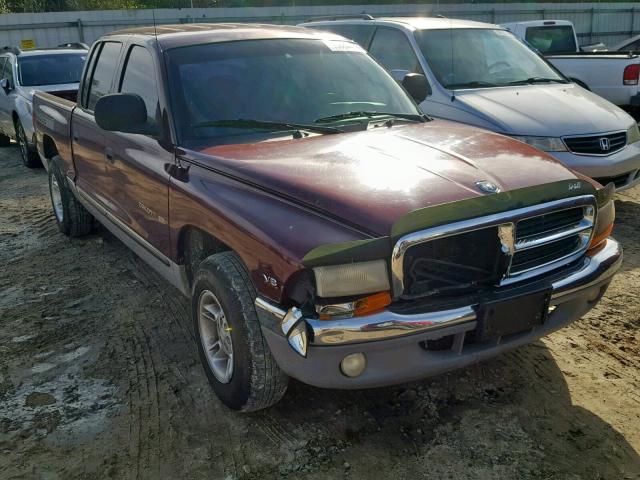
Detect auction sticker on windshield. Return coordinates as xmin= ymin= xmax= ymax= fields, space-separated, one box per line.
xmin=323 ymin=40 xmax=365 ymax=53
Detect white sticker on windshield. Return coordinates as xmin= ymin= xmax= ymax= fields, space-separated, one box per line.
xmin=323 ymin=40 xmax=365 ymax=53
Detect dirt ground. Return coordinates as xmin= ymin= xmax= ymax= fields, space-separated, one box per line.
xmin=0 ymin=144 xmax=639 ymax=480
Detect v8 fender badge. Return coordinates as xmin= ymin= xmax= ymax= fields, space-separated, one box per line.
xmin=475 ymin=180 xmax=501 ymax=194
xmin=262 ymin=273 xmax=278 ymax=288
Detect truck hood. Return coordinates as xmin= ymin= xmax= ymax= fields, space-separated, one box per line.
xmin=191 ymin=120 xmax=579 ymax=236
xmin=453 ymin=83 xmax=634 ymax=136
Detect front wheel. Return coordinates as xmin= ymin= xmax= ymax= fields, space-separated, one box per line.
xmin=192 ymin=251 xmax=288 ymax=411
xmin=15 ymin=120 xmax=41 ymax=168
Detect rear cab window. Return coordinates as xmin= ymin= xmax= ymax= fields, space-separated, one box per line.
xmin=119 ymin=45 xmax=159 ymax=124
xmin=524 ymin=26 xmax=577 ymax=54
xmin=85 ymin=41 xmax=123 ymax=111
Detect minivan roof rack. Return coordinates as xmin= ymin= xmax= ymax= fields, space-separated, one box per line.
xmin=57 ymin=42 xmax=90 ymax=50
xmin=1 ymin=46 xmax=21 ymax=55
xmin=304 ymin=13 xmax=374 ymax=23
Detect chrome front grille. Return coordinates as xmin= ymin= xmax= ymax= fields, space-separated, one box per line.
xmin=391 ymin=196 xmax=596 ymax=299
xmin=563 ymin=131 xmax=627 ymax=155
xmin=510 ymin=206 xmax=594 ymax=276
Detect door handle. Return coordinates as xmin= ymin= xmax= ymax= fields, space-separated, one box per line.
xmin=105 ymin=147 xmax=114 ymax=162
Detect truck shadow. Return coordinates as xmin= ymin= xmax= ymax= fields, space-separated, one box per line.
xmin=88 ymin=223 xmax=639 ymax=480
xmin=613 ymin=198 xmax=640 ymax=274
xmin=261 ymin=341 xmax=640 ymax=479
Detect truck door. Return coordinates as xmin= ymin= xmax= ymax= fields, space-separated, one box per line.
xmin=71 ymin=41 xmax=123 ymax=205
xmin=103 ymin=44 xmax=172 ymax=257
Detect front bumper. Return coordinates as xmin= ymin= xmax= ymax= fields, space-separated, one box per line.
xmin=256 ymin=238 xmax=621 ymax=389
xmin=550 ymin=142 xmax=640 ymax=191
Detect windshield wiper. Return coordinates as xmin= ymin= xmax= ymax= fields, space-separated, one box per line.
xmin=314 ymin=111 xmax=427 ymax=124
xmin=192 ymin=118 xmax=342 ymax=135
xmin=505 ymin=77 xmax=568 ymax=85
xmin=446 ymin=81 xmax=499 ymax=89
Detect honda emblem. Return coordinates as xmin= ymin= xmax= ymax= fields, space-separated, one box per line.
xmin=599 ymin=137 xmax=610 ymax=151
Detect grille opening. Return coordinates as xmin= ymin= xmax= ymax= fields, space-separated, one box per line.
xmin=402 ymin=227 xmax=506 ymax=299
xmin=563 ymin=132 xmax=626 ymax=155
xmin=511 ymin=235 xmax=581 ymax=273
xmin=594 ymin=171 xmax=633 ymax=189
xmin=516 ymin=207 xmax=584 ymax=239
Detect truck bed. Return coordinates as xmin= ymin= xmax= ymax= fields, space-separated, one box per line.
xmin=33 ymin=90 xmax=75 ymax=173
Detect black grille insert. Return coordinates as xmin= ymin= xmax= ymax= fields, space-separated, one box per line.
xmin=511 ymin=236 xmax=581 ymax=273
xmin=402 ymin=227 xmax=507 ymax=299
xmin=563 ymin=132 xmax=626 ymax=155
xmin=516 ymin=207 xmax=584 ymax=239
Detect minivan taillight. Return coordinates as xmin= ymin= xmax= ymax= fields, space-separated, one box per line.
xmin=623 ymin=64 xmax=640 ymax=85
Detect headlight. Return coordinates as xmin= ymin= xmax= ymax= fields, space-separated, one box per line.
xmin=627 ymin=124 xmax=640 ymax=144
xmin=511 ymin=135 xmax=567 ymax=152
xmin=313 ymin=259 xmax=390 ymax=298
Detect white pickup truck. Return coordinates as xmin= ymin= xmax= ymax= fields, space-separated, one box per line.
xmin=502 ymin=20 xmax=640 ymax=108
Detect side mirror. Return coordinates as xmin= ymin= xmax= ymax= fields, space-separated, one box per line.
xmin=95 ymin=93 xmax=157 ymax=135
xmin=0 ymin=78 xmax=10 ymax=93
xmin=390 ymin=69 xmax=411 ymax=82
xmin=402 ymin=73 xmax=431 ymax=104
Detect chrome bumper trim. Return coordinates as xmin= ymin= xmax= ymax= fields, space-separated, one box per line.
xmin=256 ymin=238 xmax=620 ymax=349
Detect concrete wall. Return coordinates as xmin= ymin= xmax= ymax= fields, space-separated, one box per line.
xmin=0 ymin=3 xmax=638 ymax=50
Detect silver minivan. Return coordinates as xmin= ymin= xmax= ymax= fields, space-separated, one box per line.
xmin=303 ymin=16 xmax=640 ymax=190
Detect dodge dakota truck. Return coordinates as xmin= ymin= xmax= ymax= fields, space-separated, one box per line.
xmin=33 ymin=24 xmax=621 ymax=412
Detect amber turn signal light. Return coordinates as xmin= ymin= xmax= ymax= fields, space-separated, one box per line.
xmin=588 ymin=223 xmax=613 ymax=252
xmin=354 ymin=291 xmax=392 ymax=317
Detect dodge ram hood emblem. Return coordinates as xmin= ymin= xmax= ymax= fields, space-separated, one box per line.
xmin=476 ymin=180 xmax=501 ymax=194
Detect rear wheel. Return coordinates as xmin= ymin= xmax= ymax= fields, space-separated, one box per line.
xmin=15 ymin=120 xmax=41 ymax=168
xmin=192 ymin=251 xmax=288 ymax=411
xmin=48 ymin=156 xmax=93 ymax=237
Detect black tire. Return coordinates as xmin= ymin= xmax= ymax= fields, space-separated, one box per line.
xmin=0 ymin=132 xmax=10 ymax=147
xmin=192 ymin=251 xmax=288 ymax=412
xmin=15 ymin=119 xmax=41 ymax=168
xmin=48 ymin=156 xmax=93 ymax=237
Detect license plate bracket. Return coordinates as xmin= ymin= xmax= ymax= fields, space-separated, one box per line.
xmin=476 ymin=290 xmax=551 ymax=341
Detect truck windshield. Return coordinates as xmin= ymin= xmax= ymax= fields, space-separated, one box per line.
xmin=18 ymin=53 xmax=86 ymax=87
xmin=524 ymin=26 xmax=577 ymax=54
xmin=414 ymin=28 xmax=566 ymax=90
xmin=165 ymin=39 xmax=420 ymax=144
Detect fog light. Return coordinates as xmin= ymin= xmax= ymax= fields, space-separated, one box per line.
xmin=340 ymin=353 xmax=366 ymax=378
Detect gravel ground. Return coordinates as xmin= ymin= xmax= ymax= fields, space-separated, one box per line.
xmin=0 ymin=144 xmax=639 ymax=480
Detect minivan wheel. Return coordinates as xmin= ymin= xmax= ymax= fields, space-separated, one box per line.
xmin=192 ymin=251 xmax=288 ymax=412
xmin=48 ymin=156 xmax=93 ymax=237
xmin=15 ymin=120 xmax=41 ymax=168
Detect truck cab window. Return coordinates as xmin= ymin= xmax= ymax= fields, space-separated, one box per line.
xmin=119 ymin=46 xmax=159 ymax=124
xmin=369 ymin=28 xmax=423 ymax=75
xmin=87 ymin=41 xmax=122 ymax=111
xmin=524 ymin=26 xmax=576 ymax=54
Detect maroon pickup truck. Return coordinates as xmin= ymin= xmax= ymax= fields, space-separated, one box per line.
xmin=33 ymin=24 xmax=621 ymax=412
